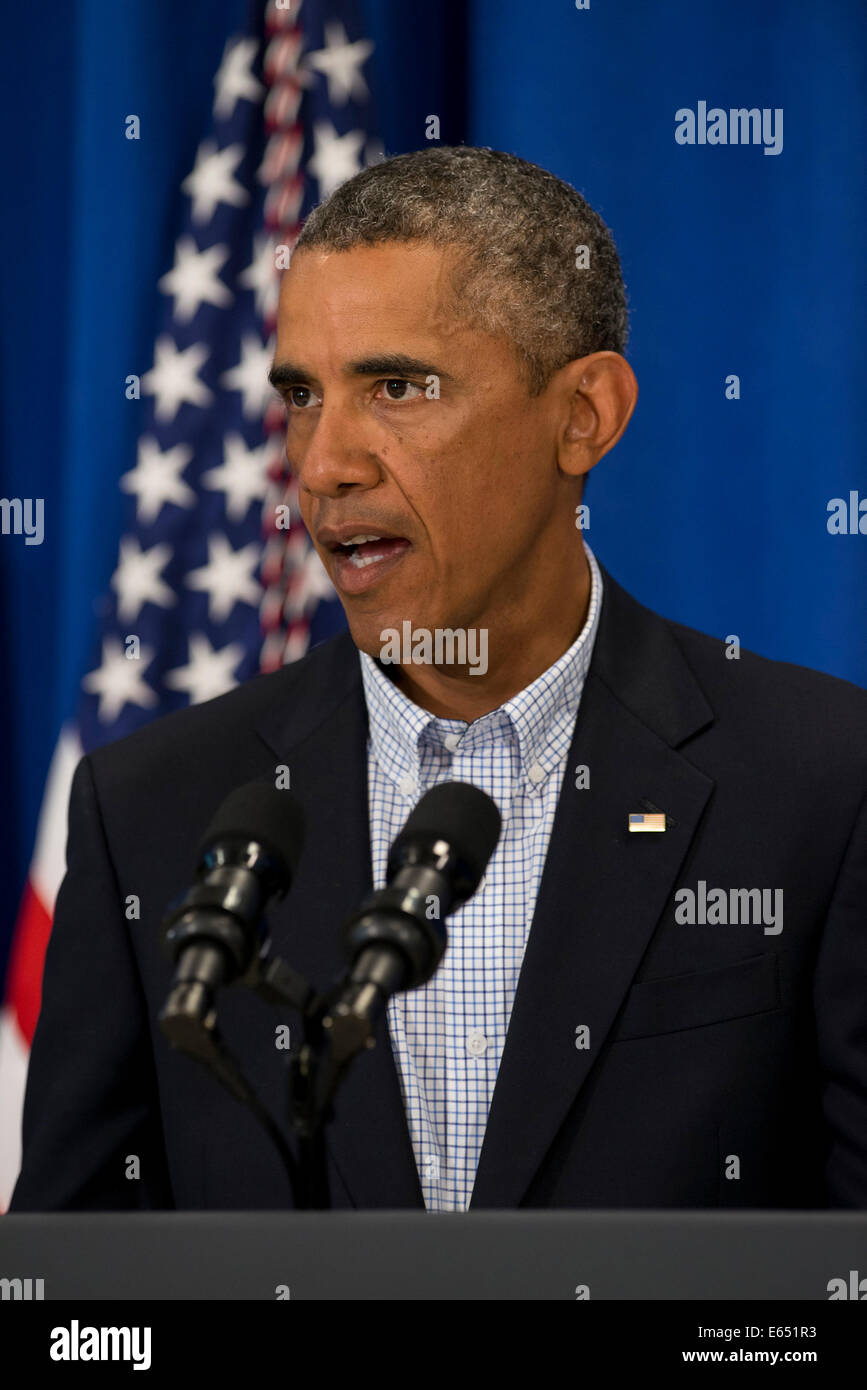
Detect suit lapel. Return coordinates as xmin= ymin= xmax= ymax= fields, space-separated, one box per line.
xmin=255 ymin=633 xmax=424 ymax=1208
xmin=470 ymin=573 xmax=716 ymax=1207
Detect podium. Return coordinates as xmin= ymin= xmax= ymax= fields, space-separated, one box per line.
xmin=2 ymin=1211 xmax=866 ymax=1299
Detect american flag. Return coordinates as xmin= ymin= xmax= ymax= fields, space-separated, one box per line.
xmin=628 ymin=812 xmax=667 ymax=833
xmin=0 ymin=0 xmax=382 ymax=1209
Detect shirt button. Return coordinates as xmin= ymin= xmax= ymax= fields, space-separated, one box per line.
xmin=527 ymin=761 xmax=546 ymax=785
xmin=443 ymin=732 xmax=461 ymax=752
xmin=398 ymin=774 xmax=416 ymax=796
xmin=467 ymin=1030 xmax=488 ymax=1057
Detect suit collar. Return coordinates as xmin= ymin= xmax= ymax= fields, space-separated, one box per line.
xmin=254 ymin=561 xmax=714 ymax=768
xmin=255 ymin=623 xmax=363 ymax=763
xmin=589 ymin=567 xmax=714 ymax=749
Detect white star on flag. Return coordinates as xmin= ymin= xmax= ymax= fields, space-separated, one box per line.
xmin=238 ymin=233 xmax=281 ymax=319
xmin=111 ymin=537 xmax=176 ymax=621
xmin=120 ymin=437 xmax=196 ymax=525
xmin=220 ymin=333 xmax=276 ymax=418
xmin=200 ymin=433 xmax=271 ymax=522
xmin=158 ymin=237 xmax=232 ymax=323
xmin=141 ymin=336 xmax=213 ymax=422
xmin=185 ymin=535 xmax=261 ymax=622
xmin=213 ymin=36 xmax=263 ymax=120
xmin=304 ymin=20 xmax=373 ymax=105
xmin=164 ymin=634 xmax=246 ymax=704
xmin=82 ymin=637 xmax=158 ymax=723
xmin=307 ymin=121 xmax=366 ymax=199
xmin=182 ymin=140 xmax=249 ymax=224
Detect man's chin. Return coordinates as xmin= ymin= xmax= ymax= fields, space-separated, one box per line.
xmin=337 ymin=570 xmax=458 ymax=664
xmin=345 ymin=611 xmax=410 ymax=664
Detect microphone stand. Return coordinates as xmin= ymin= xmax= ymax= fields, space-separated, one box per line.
xmin=247 ymin=951 xmax=390 ymax=1210
xmin=161 ymin=937 xmax=371 ymax=1211
xmin=241 ymin=948 xmax=334 ymax=1210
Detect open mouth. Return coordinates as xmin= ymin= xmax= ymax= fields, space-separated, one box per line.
xmin=332 ymin=535 xmax=409 ymax=568
xmin=328 ymin=533 xmax=412 ymax=593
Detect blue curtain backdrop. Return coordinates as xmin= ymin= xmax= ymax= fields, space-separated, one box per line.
xmin=1 ymin=0 xmax=864 ymax=979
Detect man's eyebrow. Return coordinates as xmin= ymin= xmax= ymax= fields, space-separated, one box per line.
xmin=346 ymin=354 xmax=452 ymax=381
xmin=268 ymin=354 xmax=453 ymax=391
xmin=268 ymin=361 xmax=313 ymax=391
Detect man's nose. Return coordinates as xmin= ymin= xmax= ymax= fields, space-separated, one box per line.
xmin=292 ymin=403 xmax=383 ymax=499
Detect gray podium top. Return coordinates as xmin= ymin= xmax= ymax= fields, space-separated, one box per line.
xmin=2 ymin=1211 xmax=867 ymax=1299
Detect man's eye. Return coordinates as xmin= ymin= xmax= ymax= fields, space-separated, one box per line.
xmin=377 ymin=379 xmax=424 ymax=402
xmin=283 ymin=380 xmax=424 ymax=410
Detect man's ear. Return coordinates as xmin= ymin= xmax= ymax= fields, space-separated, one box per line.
xmin=555 ymin=351 xmax=638 ymax=482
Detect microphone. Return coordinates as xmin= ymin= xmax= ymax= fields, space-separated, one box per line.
xmin=324 ymin=781 xmax=501 ymax=1058
xmin=159 ymin=778 xmax=305 ymax=1046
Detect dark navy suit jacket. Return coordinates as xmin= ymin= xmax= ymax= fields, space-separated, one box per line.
xmin=10 ymin=567 xmax=867 ymax=1210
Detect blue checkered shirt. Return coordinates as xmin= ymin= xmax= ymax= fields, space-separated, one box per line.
xmin=359 ymin=543 xmax=603 ymax=1211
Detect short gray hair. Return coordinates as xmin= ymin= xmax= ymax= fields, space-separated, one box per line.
xmin=295 ymin=145 xmax=629 ymax=395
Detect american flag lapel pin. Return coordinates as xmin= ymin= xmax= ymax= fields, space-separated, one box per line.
xmin=629 ymin=812 xmax=667 ymax=833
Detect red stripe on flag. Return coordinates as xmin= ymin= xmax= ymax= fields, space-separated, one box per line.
xmin=5 ymin=882 xmax=52 ymax=1046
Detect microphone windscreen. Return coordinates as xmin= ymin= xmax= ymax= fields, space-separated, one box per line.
xmin=198 ymin=778 xmax=306 ymax=875
xmin=398 ymin=781 xmax=501 ymax=884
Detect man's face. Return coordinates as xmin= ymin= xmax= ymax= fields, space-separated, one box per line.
xmin=271 ymin=240 xmax=568 ymax=659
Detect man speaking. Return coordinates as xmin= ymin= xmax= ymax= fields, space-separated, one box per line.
xmin=11 ymin=147 xmax=867 ymax=1211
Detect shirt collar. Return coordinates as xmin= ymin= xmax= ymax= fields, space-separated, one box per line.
xmin=360 ymin=542 xmax=603 ymax=793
